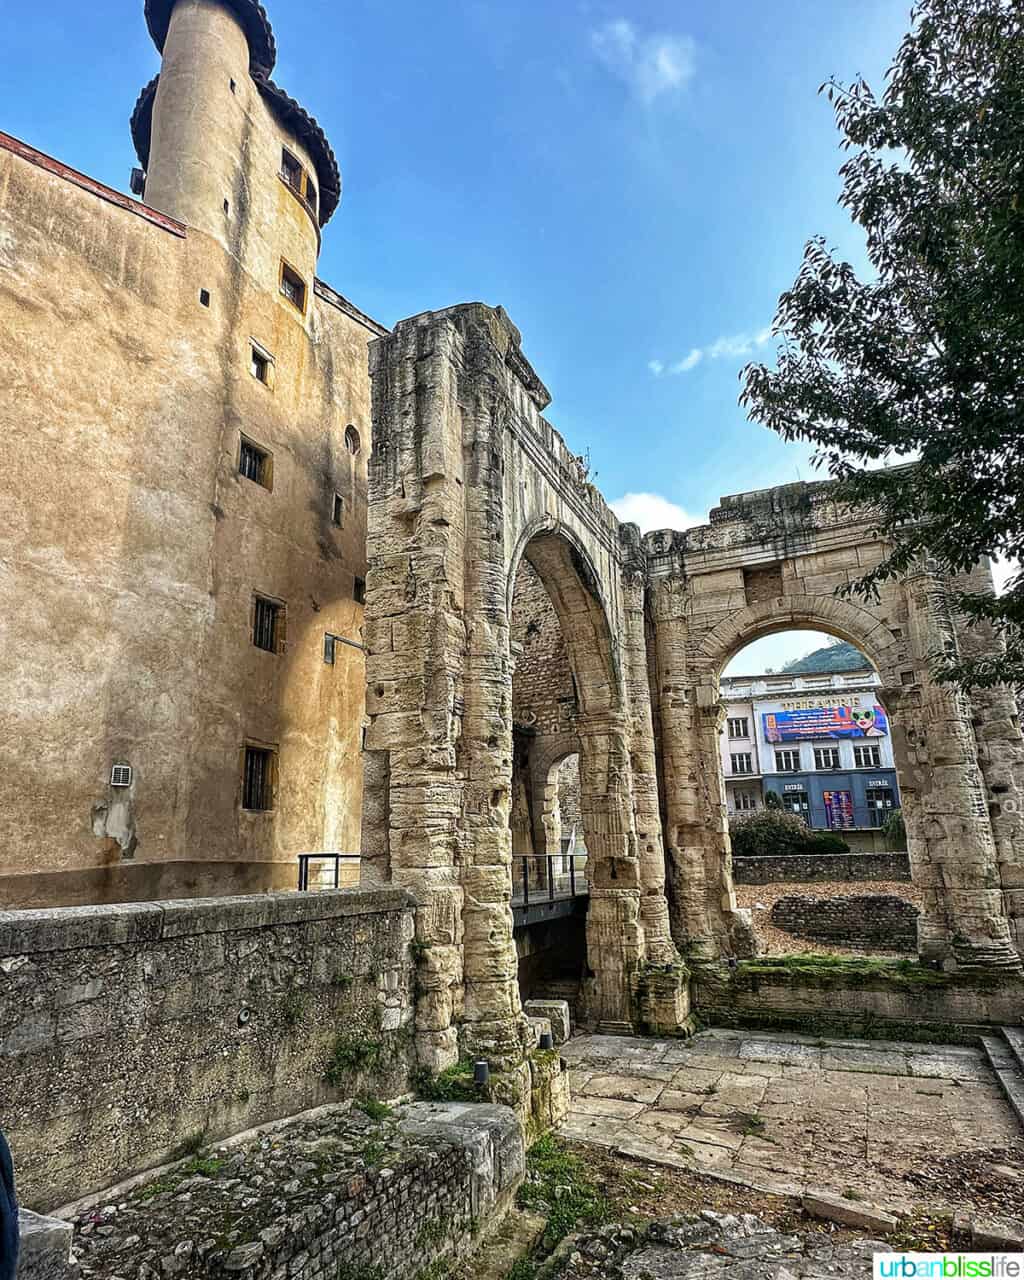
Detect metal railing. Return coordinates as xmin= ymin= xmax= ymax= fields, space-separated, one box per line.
xmin=511 ymin=854 xmax=589 ymax=908
xmin=296 ymin=851 xmax=590 ymax=905
xmin=297 ymin=853 xmax=361 ymax=891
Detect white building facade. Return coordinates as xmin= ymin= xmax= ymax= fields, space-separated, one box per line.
xmin=720 ymin=669 xmax=900 ymax=840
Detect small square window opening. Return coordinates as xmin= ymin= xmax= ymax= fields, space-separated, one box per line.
xmin=239 ymin=437 xmax=270 ymax=488
xmin=354 ymin=577 xmax=366 ymax=605
xmin=280 ymin=262 xmax=306 ymax=313
xmin=332 ymin=493 xmax=344 ymax=527
xmin=250 ymin=345 xmax=270 ymax=384
xmin=200 ymin=289 xmax=211 ymax=307
xmin=324 ymin=634 xmax=336 ymax=665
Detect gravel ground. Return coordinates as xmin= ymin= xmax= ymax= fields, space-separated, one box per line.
xmin=734 ymin=879 xmax=923 ymax=956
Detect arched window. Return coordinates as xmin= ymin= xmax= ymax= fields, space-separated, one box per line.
xmin=344 ymin=425 xmax=361 ymax=456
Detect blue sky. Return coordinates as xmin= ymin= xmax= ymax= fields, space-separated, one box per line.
xmin=1 ymin=0 xmax=917 ymax=671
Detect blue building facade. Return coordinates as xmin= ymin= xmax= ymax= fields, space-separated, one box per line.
xmin=762 ymin=768 xmax=899 ymax=831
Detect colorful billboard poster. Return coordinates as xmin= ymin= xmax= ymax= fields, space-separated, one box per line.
xmin=824 ymin=790 xmax=855 ymax=830
xmin=761 ymin=704 xmax=888 ymax=743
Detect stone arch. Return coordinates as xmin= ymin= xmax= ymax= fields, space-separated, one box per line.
xmin=526 ymin=733 xmax=579 ymax=858
xmin=514 ymin=529 xmax=619 ymax=718
xmin=693 ymin=595 xmax=903 ymax=684
xmin=364 ymin=302 xmax=689 ymax=1069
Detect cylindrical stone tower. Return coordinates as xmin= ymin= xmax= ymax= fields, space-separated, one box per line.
xmin=132 ymin=0 xmax=340 ymax=299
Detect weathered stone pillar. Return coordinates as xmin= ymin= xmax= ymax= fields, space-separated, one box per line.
xmin=896 ymin=567 xmax=1022 ymax=971
xmin=364 ymin=315 xmax=471 ymax=1071
xmin=952 ymin=564 xmax=1024 ymax=958
xmin=458 ymin=339 xmax=526 ymax=1065
xmin=359 ymin=748 xmax=390 ymax=887
xmin=647 ymin=577 xmax=754 ymax=961
xmin=365 ymin=304 xmax=540 ymax=1069
xmin=576 ymin=711 xmax=646 ymax=1031
xmin=619 ymin=540 xmax=682 ymax=970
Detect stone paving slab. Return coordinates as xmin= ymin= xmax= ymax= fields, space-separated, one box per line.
xmin=560 ymin=1028 xmax=1022 ymax=1212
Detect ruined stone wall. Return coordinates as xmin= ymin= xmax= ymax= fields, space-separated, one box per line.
xmin=0 ymin=121 xmax=378 ymax=906
xmin=69 ymin=1103 xmax=524 ymax=1280
xmin=364 ymin=302 xmax=686 ymax=1050
xmin=511 ymin=559 xmax=576 ymax=737
xmin=0 ymin=889 xmax=415 ymax=1210
xmin=645 ymin=480 xmax=1024 ymax=973
xmin=769 ymin=893 xmax=919 ymax=950
xmin=733 ymin=852 xmax=912 ymax=884
xmin=692 ymin=961 xmax=1024 ymax=1041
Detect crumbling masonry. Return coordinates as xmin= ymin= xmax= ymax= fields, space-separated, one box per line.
xmin=360 ymin=303 xmax=1024 ymax=1068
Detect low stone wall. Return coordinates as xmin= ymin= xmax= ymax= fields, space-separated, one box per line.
xmin=770 ymin=893 xmax=919 ymax=950
xmin=69 ymin=1102 xmax=524 ymax=1280
xmin=732 ymin=851 xmax=911 ymax=885
xmin=0 ymin=889 xmax=416 ymax=1211
xmin=693 ymin=958 xmax=1024 ymax=1043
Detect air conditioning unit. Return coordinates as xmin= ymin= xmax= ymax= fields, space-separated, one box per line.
xmin=111 ymin=764 xmax=133 ymax=788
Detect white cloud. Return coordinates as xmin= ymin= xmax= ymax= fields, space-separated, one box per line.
xmin=591 ymin=19 xmax=696 ymax=104
xmin=670 ymin=348 xmax=702 ymax=373
xmin=609 ymin=492 xmax=699 ymax=533
xmin=651 ymin=327 xmax=772 ymax=376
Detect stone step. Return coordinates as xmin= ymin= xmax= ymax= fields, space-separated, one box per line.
xmin=1001 ymin=1025 xmax=1024 ymax=1075
xmin=981 ymin=1035 xmax=1024 ymax=1130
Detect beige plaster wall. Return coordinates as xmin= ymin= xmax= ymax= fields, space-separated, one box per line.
xmin=0 ymin=113 xmax=373 ymax=904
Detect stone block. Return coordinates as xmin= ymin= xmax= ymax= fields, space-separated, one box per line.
xmin=17 ymin=1209 xmax=77 ymax=1279
xmin=526 ymin=1016 xmax=552 ymax=1047
xmin=802 ymin=1190 xmax=898 ymax=1234
xmin=972 ymin=1219 xmax=1024 ymax=1250
xmin=523 ymin=1000 xmax=571 ymax=1044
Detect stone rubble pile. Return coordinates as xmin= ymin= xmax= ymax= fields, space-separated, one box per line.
xmin=557 ymin=1212 xmax=890 ymax=1280
xmin=69 ymin=1104 xmax=491 ymax=1280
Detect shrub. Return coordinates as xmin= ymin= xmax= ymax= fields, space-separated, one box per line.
xmin=729 ymin=808 xmax=850 ymax=857
xmin=882 ymin=808 xmax=908 ymax=851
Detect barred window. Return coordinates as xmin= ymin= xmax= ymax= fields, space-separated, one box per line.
xmin=281 ymin=148 xmax=303 ymax=193
xmin=242 ymin=745 xmax=275 ymax=811
xmin=253 ymin=596 xmax=283 ymax=653
xmin=280 ymin=261 xmax=307 ymax=313
xmin=239 ymin=437 xmax=270 ymax=488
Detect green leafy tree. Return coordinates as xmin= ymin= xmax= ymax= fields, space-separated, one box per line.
xmin=741 ymin=0 xmax=1024 ymax=690
xmin=881 ymin=808 xmax=909 ymax=852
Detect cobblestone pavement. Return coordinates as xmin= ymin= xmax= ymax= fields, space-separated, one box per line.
xmin=560 ymin=1029 xmax=1021 ymax=1212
